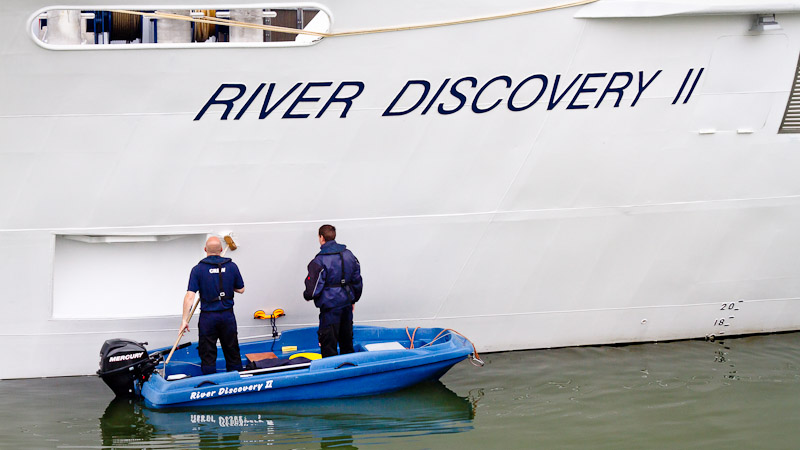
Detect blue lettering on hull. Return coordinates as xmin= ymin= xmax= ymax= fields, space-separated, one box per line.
xmin=194 ymin=69 xmax=702 ymax=121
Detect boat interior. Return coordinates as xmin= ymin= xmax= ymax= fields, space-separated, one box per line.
xmin=161 ymin=326 xmax=445 ymax=379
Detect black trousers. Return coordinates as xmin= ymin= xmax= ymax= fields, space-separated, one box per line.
xmin=198 ymin=309 xmax=243 ymax=374
xmin=318 ymin=306 xmax=354 ymax=358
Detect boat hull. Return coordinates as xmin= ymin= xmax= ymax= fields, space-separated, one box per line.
xmin=140 ymin=326 xmax=473 ymax=408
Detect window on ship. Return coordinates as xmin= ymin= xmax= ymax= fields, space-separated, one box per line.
xmin=31 ymin=7 xmax=328 ymax=47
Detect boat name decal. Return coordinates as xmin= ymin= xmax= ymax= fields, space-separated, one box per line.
xmin=189 ymin=380 xmax=273 ymax=400
xmin=108 ymin=352 xmax=143 ymax=362
xmin=193 ymin=68 xmax=705 ymax=121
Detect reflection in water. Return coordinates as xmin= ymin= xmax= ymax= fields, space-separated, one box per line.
xmin=714 ymin=340 xmax=740 ymax=380
xmin=100 ymin=381 xmax=476 ymax=449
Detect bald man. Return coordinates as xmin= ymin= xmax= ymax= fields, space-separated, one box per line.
xmin=181 ymin=236 xmax=245 ymax=374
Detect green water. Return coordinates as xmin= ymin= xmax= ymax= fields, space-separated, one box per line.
xmin=2 ymin=332 xmax=799 ymax=449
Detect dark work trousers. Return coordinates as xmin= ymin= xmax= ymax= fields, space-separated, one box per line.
xmin=198 ymin=309 xmax=243 ymax=374
xmin=318 ymin=306 xmax=354 ymax=358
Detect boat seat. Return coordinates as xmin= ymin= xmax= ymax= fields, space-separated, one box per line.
xmin=166 ymin=373 xmax=190 ymax=381
xmin=364 ymin=342 xmax=406 ymax=351
xmin=245 ymin=352 xmax=277 ymax=362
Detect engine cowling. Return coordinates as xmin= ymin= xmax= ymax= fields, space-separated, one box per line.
xmin=97 ymin=339 xmax=158 ymax=398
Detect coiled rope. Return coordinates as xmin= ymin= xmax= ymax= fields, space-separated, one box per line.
xmin=109 ymin=11 xmax=141 ymax=42
xmin=193 ymin=9 xmax=216 ymax=42
xmin=111 ymin=0 xmax=598 ymax=40
xmin=405 ymin=326 xmax=485 ymax=367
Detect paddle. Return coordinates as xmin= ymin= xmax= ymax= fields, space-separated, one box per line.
xmin=164 ymin=295 xmax=199 ymax=367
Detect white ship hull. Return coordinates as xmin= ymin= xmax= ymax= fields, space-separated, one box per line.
xmin=2 ymin=0 xmax=800 ymax=378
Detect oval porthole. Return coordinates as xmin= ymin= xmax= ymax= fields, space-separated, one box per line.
xmin=30 ymin=5 xmax=331 ymax=49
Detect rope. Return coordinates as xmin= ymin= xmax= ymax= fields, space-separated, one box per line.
xmin=193 ymin=9 xmax=216 ymax=42
xmin=110 ymin=0 xmax=598 ymax=40
xmin=405 ymin=326 xmax=420 ymax=349
xmin=404 ymin=326 xmax=485 ymax=367
xmin=110 ymin=11 xmax=140 ymax=42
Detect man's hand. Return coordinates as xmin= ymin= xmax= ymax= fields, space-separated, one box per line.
xmin=181 ymin=291 xmax=197 ymax=335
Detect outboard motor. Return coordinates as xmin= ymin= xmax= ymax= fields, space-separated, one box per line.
xmin=97 ymin=339 xmax=159 ymax=398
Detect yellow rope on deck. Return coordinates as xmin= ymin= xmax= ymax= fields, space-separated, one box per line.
xmin=111 ymin=0 xmax=599 ymax=40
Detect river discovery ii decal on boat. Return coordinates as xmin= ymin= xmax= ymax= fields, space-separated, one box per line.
xmin=189 ymin=380 xmax=273 ymax=400
xmin=194 ymin=67 xmax=705 ymax=120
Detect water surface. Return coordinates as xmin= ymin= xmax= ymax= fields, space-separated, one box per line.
xmin=2 ymin=332 xmax=799 ymax=449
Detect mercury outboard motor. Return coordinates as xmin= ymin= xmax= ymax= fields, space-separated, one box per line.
xmin=97 ymin=339 xmax=159 ymax=398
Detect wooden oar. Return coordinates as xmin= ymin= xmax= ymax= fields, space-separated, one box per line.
xmin=164 ymin=295 xmax=200 ymax=368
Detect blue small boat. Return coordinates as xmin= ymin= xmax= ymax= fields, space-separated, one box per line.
xmin=98 ymin=326 xmax=480 ymax=409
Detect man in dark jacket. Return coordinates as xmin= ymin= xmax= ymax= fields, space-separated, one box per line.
xmin=303 ymin=224 xmax=363 ymax=357
xmin=181 ymin=236 xmax=245 ymax=374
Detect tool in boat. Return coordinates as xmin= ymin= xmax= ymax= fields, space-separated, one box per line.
xmin=253 ymin=308 xmax=285 ymax=339
xmin=163 ymin=297 xmax=199 ymax=368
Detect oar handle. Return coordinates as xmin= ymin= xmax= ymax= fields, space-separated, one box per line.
xmin=165 ymin=296 xmax=200 ymax=366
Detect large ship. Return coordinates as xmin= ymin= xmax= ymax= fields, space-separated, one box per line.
xmin=2 ymin=0 xmax=800 ymax=378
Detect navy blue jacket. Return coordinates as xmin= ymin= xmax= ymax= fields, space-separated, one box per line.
xmin=303 ymin=240 xmax=363 ymax=311
xmin=188 ymin=256 xmax=244 ymax=312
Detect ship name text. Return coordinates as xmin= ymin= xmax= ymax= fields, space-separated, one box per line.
xmin=193 ymin=68 xmax=704 ymax=121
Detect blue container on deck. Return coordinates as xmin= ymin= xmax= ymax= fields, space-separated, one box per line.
xmin=141 ymin=326 xmax=474 ymax=409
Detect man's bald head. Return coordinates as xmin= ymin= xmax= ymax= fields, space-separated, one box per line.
xmin=205 ymin=236 xmax=223 ymax=255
